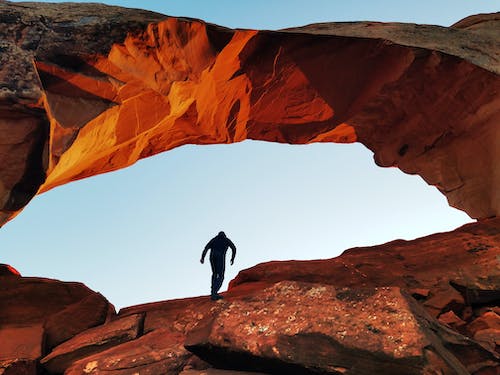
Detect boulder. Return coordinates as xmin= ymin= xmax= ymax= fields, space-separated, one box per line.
xmin=229 ymin=218 xmax=500 ymax=322
xmin=0 ymin=277 xmax=102 ymax=325
xmin=0 ymin=264 xmax=20 ymax=277
xmin=438 ymin=311 xmax=467 ymax=332
xmin=41 ymin=313 xmax=143 ymax=374
xmin=185 ymin=281 xmax=499 ymax=375
xmin=0 ymin=325 xmax=44 ymax=361
xmin=468 ymin=311 xmax=500 ymax=335
xmin=44 ymin=292 xmax=114 ymax=349
xmin=0 ymin=276 xmax=115 ymax=369
xmin=64 ymin=329 xmax=193 ymax=375
xmin=467 ymin=312 xmax=500 ymax=353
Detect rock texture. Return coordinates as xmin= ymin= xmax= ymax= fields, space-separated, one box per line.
xmin=0 ymin=263 xmax=20 ymax=276
xmin=0 ymin=325 xmax=43 ymax=373
xmin=0 ymin=275 xmax=115 ymax=370
xmin=40 ymin=313 xmax=143 ymax=374
xmin=1 ymin=2 xmax=499 ymax=374
xmin=229 ymin=218 xmax=500 ymax=350
xmin=0 ymin=1 xmax=499 ymax=225
xmin=1 ymin=220 xmax=497 ymax=374
xmin=185 ymin=282 xmax=497 ymax=375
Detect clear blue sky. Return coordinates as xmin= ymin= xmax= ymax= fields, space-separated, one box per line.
xmin=4 ymin=0 xmax=497 ymax=310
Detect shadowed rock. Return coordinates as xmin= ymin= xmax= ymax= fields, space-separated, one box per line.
xmin=0 ymin=325 xmax=43 ymax=372
xmin=0 ymin=276 xmax=115 ymax=356
xmin=0 ymin=263 xmax=20 ymax=276
xmin=41 ymin=313 xmax=144 ymax=374
xmin=0 ymin=359 xmax=38 ymax=375
xmin=64 ymin=328 xmax=194 ymax=375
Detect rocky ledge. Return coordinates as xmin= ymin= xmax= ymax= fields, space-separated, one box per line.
xmin=1 ymin=219 xmax=498 ymax=374
xmin=0 ymin=2 xmax=499 ymax=374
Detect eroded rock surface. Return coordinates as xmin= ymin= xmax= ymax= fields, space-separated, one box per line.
xmin=40 ymin=313 xmax=143 ymax=374
xmin=230 ymin=218 xmax=500 ymax=317
xmin=0 ymin=275 xmax=115 ymax=364
xmin=185 ymin=282 xmax=497 ymax=375
xmin=1 ymin=2 xmax=498 ymax=374
xmin=0 ymin=220 xmax=496 ymax=374
xmin=0 ymin=1 xmax=498 ymax=225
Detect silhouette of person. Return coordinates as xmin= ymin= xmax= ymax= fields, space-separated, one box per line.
xmin=200 ymin=231 xmax=236 ymax=300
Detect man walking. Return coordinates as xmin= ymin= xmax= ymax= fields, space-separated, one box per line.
xmin=200 ymin=231 xmax=236 ymax=300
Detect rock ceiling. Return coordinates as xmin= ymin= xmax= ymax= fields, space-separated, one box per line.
xmin=0 ymin=3 xmax=498 ymax=226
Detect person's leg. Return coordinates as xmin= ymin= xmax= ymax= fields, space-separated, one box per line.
xmin=209 ymin=255 xmax=225 ymax=299
xmin=214 ymin=257 xmax=225 ymax=293
xmin=210 ymin=257 xmax=218 ymax=297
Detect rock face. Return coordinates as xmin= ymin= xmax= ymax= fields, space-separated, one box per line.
xmin=0 ymin=263 xmax=20 ymax=276
xmin=229 ymin=217 xmax=500 ymax=318
xmin=185 ymin=282 xmax=497 ymax=375
xmin=0 ymin=275 xmax=115 ymax=372
xmin=1 ymin=220 xmax=498 ymax=374
xmin=41 ymin=313 xmax=144 ymax=374
xmin=0 ymin=1 xmax=499 ymax=225
xmin=1 ymin=2 xmax=498 ymax=374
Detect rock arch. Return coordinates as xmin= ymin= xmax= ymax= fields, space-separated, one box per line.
xmin=0 ymin=2 xmax=498 ymax=224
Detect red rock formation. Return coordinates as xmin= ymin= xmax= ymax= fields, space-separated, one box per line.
xmin=227 ymin=218 xmax=500 ymax=357
xmin=0 ymin=263 xmax=20 ymax=276
xmin=229 ymin=218 xmax=500 ymax=320
xmin=0 ymin=2 xmax=499 ymax=225
xmin=41 ymin=313 xmax=144 ymax=374
xmin=0 ymin=275 xmax=115 ymax=371
xmin=1 ymin=2 xmax=498 ymax=374
xmin=467 ymin=311 xmax=500 ymax=352
xmin=0 ymin=325 xmax=43 ymax=374
xmin=64 ymin=329 xmax=194 ymax=375
xmin=185 ymin=282 xmax=497 ymax=374
xmin=0 ymin=359 xmax=38 ymax=375
xmin=2 ymin=221 xmax=485 ymax=374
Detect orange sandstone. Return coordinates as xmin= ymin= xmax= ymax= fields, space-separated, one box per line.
xmin=0 ymin=2 xmax=499 ymax=225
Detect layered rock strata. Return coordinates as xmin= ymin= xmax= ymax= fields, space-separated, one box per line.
xmin=0 ymin=274 xmax=115 ymax=374
xmin=0 ymin=2 xmax=499 ymax=226
xmin=1 ymin=220 xmax=498 ymax=374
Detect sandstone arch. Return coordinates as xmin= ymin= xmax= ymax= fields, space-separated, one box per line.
xmin=0 ymin=2 xmax=498 ymax=224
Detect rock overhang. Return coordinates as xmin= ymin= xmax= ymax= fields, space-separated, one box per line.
xmin=0 ymin=1 xmax=499 ymax=225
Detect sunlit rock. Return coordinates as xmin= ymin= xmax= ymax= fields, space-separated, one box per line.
xmin=1 ymin=219 xmax=498 ymax=374
xmin=0 ymin=2 xmax=498 ymax=225
xmin=0 ymin=263 xmax=20 ymax=276
xmin=0 ymin=276 xmax=115 ymax=350
xmin=185 ymin=281 xmax=498 ymax=374
xmin=41 ymin=313 xmax=144 ymax=374
xmin=230 ymin=218 xmax=500 ymax=310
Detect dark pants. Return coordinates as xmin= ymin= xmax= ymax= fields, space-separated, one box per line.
xmin=210 ymin=254 xmax=225 ymax=296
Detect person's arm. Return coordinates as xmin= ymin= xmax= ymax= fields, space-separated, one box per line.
xmin=200 ymin=241 xmax=211 ymax=264
xmin=228 ymin=239 xmax=236 ymax=265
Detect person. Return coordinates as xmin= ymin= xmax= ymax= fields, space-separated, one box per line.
xmin=200 ymin=231 xmax=236 ymax=300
